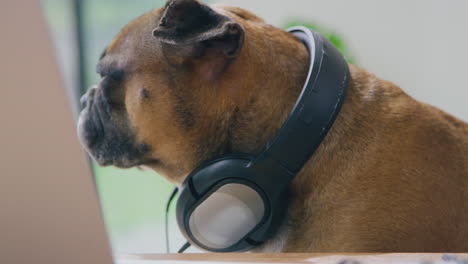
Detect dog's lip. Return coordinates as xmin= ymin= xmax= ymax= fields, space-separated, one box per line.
xmin=110 ymin=157 xmax=160 ymax=169
xmin=79 ymin=86 xmax=160 ymax=170
xmin=138 ymin=158 xmax=160 ymax=167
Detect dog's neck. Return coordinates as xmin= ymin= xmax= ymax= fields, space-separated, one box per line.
xmin=248 ymin=64 xmax=377 ymax=252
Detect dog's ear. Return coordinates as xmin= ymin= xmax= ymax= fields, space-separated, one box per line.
xmin=153 ymin=0 xmax=244 ymax=57
xmin=153 ymin=0 xmax=244 ymax=61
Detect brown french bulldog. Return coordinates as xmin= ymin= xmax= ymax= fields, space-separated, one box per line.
xmin=77 ymin=0 xmax=468 ymax=252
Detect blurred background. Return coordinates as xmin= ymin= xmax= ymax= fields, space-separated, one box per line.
xmin=41 ymin=0 xmax=468 ymax=255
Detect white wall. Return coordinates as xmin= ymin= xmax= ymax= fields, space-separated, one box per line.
xmin=218 ymin=0 xmax=468 ymax=121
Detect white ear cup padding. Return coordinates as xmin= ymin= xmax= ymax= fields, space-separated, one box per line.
xmin=189 ymin=183 xmax=265 ymax=249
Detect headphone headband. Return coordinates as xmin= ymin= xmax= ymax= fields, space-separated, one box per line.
xmin=252 ymin=26 xmax=350 ymax=176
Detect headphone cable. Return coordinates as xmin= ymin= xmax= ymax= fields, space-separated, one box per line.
xmin=178 ymin=241 xmax=191 ymax=253
xmin=165 ymin=186 xmax=179 ymax=253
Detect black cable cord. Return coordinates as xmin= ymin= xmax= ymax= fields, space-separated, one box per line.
xmin=165 ymin=187 xmax=179 ymax=253
xmin=178 ymin=241 xmax=191 ymax=253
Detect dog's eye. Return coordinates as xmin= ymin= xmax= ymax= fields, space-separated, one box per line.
xmin=100 ymin=75 xmax=114 ymax=87
xmin=97 ymin=67 xmax=124 ymax=81
xmin=108 ymin=70 xmax=124 ymax=81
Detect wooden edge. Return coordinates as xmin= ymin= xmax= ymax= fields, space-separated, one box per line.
xmin=116 ymin=253 xmax=468 ymax=263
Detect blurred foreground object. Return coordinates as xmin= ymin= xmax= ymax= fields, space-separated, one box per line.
xmin=0 ymin=1 xmax=113 ymax=263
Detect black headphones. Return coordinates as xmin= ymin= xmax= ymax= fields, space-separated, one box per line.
xmin=175 ymin=26 xmax=350 ymax=252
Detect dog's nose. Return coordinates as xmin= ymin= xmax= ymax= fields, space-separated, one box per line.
xmin=80 ymin=93 xmax=88 ymax=109
xmin=80 ymin=87 xmax=96 ymax=109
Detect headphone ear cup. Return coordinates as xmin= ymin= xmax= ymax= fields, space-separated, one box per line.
xmin=188 ymin=183 xmax=265 ymax=250
xmin=176 ymin=155 xmax=271 ymax=251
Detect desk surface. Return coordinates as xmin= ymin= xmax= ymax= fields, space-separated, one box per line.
xmin=117 ymin=253 xmax=468 ymax=264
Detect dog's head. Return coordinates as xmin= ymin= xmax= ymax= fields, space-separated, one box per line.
xmin=77 ymin=0 xmax=308 ymax=184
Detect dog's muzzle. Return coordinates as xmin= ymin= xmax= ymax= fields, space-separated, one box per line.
xmin=77 ymin=86 xmax=151 ymax=168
